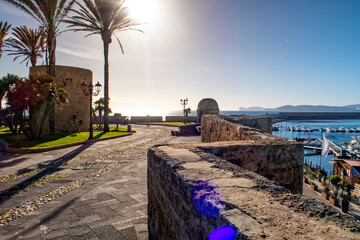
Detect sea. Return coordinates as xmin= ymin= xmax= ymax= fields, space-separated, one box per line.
xmin=221 ymin=111 xmax=360 ymax=177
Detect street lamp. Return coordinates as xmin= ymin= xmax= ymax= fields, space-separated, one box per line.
xmin=81 ymin=81 xmax=102 ymax=139
xmin=180 ymin=98 xmax=190 ymax=124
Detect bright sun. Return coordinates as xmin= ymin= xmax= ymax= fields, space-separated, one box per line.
xmin=124 ymin=0 xmax=160 ymax=23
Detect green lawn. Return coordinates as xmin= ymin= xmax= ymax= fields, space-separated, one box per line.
xmin=0 ymin=127 xmax=11 ymax=134
xmin=0 ymin=127 xmax=132 ymax=149
xmin=135 ymin=122 xmax=195 ymax=127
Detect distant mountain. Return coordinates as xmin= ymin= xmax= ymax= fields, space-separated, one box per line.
xmin=239 ymin=104 xmax=360 ymax=112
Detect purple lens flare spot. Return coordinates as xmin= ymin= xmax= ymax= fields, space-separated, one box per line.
xmin=192 ymin=179 xmax=224 ymax=218
xmin=208 ymin=226 xmax=237 ymax=240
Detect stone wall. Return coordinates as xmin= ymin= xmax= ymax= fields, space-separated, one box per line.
xmin=148 ymin=144 xmax=360 ymax=240
xmin=224 ymin=115 xmax=272 ymax=133
xmin=200 ymin=114 xmax=302 ymax=194
xmin=130 ymin=116 xmax=163 ymax=123
xmin=30 ymin=65 xmax=92 ymax=133
xmin=201 ymin=115 xmax=275 ymax=143
xmin=165 ymin=116 xmax=197 ymax=122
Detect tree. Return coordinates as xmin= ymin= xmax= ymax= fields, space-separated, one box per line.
xmin=0 ymin=21 xmax=12 ymax=58
xmin=93 ymin=97 xmax=111 ymax=129
xmin=5 ymin=0 xmax=75 ymax=77
xmin=6 ymin=74 xmax=69 ymax=139
xmin=0 ymin=74 xmax=20 ymax=110
xmin=5 ymin=26 xmax=46 ymax=66
xmin=329 ymin=175 xmax=341 ymax=197
xmin=5 ymin=0 xmax=75 ymax=133
xmin=64 ymin=0 xmax=143 ymax=132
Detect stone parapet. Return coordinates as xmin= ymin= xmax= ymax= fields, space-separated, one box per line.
xmin=201 ymin=114 xmax=302 ymax=193
xmin=201 ymin=115 xmax=276 ymax=143
xmin=130 ymin=116 xmax=163 ymax=123
xmin=148 ymin=144 xmax=360 ymax=240
xmin=165 ymin=116 xmax=197 ymax=122
xmin=224 ymin=115 xmax=272 ymax=133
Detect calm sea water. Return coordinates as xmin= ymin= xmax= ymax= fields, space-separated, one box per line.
xmin=221 ymin=111 xmax=360 ymax=177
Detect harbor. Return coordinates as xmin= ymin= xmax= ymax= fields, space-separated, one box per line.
xmin=272 ymin=119 xmax=360 ymax=177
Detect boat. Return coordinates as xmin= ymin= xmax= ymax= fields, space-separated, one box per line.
xmin=326 ymin=127 xmax=333 ymax=133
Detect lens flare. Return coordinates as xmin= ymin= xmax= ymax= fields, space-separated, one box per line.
xmin=208 ymin=226 xmax=237 ymax=240
xmin=192 ymin=180 xmax=223 ymax=218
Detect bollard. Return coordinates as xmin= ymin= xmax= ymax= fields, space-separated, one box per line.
xmin=127 ymin=124 xmax=132 ymax=132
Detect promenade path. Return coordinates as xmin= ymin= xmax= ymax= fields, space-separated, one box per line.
xmin=0 ymin=125 xmax=199 ymax=240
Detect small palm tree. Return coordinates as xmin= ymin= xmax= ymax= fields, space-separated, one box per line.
xmin=6 ymin=26 xmax=46 ymax=67
xmin=64 ymin=0 xmax=143 ymax=132
xmin=6 ymin=74 xmax=69 ymax=139
xmin=93 ymin=97 xmax=112 ymax=129
xmin=0 ymin=73 xmax=20 ymax=110
xmin=0 ymin=21 xmax=12 ymax=58
xmin=4 ymin=0 xmax=75 ymax=76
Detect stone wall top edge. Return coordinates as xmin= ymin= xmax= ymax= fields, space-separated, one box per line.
xmin=203 ymin=114 xmax=290 ymax=142
xmin=148 ymin=144 xmax=360 ymax=236
xmin=30 ymin=65 xmax=92 ymax=73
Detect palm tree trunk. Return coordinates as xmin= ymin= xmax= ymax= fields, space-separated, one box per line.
xmin=47 ymin=30 xmax=56 ymax=134
xmin=103 ymin=40 xmax=110 ymax=132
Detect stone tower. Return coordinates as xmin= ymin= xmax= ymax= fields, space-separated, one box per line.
xmin=30 ymin=65 xmax=92 ymax=133
xmin=196 ymin=98 xmax=220 ymax=123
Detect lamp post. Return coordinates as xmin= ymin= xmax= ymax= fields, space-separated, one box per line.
xmin=81 ymin=81 xmax=102 ymax=139
xmin=180 ymin=98 xmax=190 ymax=124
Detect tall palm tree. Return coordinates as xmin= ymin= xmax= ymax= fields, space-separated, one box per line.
xmin=0 ymin=21 xmax=12 ymax=59
xmin=5 ymin=0 xmax=75 ymax=133
xmin=64 ymin=0 xmax=143 ymax=132
xmin=6 ymin=26 xmax=46 ymax=67
xmin=4 ymin=0 xmax=75 ymax=77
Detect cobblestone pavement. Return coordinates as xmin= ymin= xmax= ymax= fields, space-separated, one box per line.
xmin=0 ymin=125 xmax=196 ymax=240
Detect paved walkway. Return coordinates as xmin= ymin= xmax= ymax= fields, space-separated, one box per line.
xmin=0 ymin=125 xmax=200 ymax=240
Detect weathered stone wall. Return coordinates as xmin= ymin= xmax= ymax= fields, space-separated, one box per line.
xmin=201 ymin=115 xmax=275 ymax=143
xmin=200 ymin=114 xmax=302 ymax=193
xmin=107 ymin=115 xmax=129 ymax=125
xmin=199 ymin=141 xmax=303 ymax=194
xmin=224 ymin=115 xmax=272 ymax=133
xmin=30 ymin=65 xmax=92 ymax=133
xmin=130 ymin=116 xmax=163 ymax=123
xmin=165 ymin=116 xmax=197 ymax=122
xmin=148 ymin=144 xmax=360 ymax=240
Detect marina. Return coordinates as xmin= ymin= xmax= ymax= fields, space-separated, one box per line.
xmin=272 ymin=119 xmax=360 ymax=177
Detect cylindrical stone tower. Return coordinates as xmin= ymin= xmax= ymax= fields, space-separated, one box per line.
xmin=30 ymin=65 xmax=92 ymax=133
xmin=196 ymin=98 xmax=220 ymax=123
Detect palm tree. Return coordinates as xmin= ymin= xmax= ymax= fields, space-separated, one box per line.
xmin=0 ymin=73 xmax=20 ymax=110
xmin=0 ymin=21 xmax=12 ymax=58
xmin=5 ymin=26 xmax=46 ymax=67
xmin=5 ymin=0 xmax=75 ymax=133
xmin=64 ymin=0 xmax=143 ymax=132
xmin=4 ymin=0 xmax=75 ymax=77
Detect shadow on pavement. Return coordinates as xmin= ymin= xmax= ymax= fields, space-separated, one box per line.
xmin=0 ymin=157 xmax=29 ymax=168
xmin=7 ymin=198 xmax=78 ymax=240
xmin=0 ymin=142 xmax=95 ymax=204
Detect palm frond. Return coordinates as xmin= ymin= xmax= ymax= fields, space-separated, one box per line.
xmin=5 ymin=25 xmax=46 ymax=66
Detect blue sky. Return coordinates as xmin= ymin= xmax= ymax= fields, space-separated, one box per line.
xmin=1 ymin=0 xmax=360 ymax=115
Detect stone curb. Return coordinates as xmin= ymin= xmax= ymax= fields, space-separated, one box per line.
xmin=2 ymin=132 xmax=134 ymax=154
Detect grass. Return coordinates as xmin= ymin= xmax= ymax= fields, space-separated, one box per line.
xmin=0 ymin=127 xmax=11 ymax=134
xmin=135 ymin=122 xmax=195 ymax=127
xmin=0 ymin=127 xmax=133 ymax=149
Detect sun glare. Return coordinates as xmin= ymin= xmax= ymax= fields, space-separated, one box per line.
xmin=124 ymin=0 xmax=160 ymax=23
